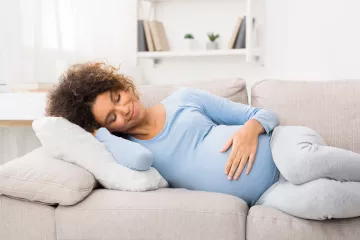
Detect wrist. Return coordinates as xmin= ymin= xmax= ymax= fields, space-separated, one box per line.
xmin=245 ymin=118 xmax=265 ymax=135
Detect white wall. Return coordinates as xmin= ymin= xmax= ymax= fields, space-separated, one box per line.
xmin=264 ymin=0 xmax=360 ymax=81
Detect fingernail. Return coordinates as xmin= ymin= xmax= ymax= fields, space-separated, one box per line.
xmin=228 ymin=176 xmax=232 ymax=180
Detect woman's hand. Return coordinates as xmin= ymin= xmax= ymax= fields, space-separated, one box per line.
xmin=220 ymin=119 xmax=264 ymax=180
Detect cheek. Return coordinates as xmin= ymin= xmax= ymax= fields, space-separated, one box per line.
xmin=110 ymin=117 xmax=126 ymax=132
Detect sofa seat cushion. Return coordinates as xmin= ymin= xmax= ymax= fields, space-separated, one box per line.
xmin=55 ymin=188 xmax=248 ymax=240
xmin=247 ymin=206 xmax=360 ymax=240
xmin=0 ymin=195 xmax=56 ymax=240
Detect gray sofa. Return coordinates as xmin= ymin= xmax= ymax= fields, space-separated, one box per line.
xmin=1 ymin=79 xmax=360 ymax=240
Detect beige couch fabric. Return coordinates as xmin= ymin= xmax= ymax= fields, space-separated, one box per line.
xmin=0 ymin=147 xmax=96 ymax=205
xmin=138 ymin=78 xmax=248 ymax=108
xmin=56 ymin=188 xmax=248 ymax=240
xmin=0 ymin=195 xmax=56 ymax=240
xmin=247 ymin=206 xmax=360 ymax=240
xmin=251 ymin=79 xmax=360 ymax=153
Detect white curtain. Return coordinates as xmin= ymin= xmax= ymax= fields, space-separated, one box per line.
xmin=0 ymin=0 xmax=138 ymax=86
xmin=0 ymin=0 xmax=138 ymax=163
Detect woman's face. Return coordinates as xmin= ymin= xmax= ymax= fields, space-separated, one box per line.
xmin=92 ymin=90 xmax=145 ymax=133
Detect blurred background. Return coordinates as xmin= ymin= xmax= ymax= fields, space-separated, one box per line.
xmin=2 ymin=0 xmax=360 ymax=91
xmin=1 ymin=0 xmax=360 ymax=161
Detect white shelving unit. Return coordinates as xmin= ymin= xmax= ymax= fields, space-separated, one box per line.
xmin=136 ymin=0 xmax=262 ymax=65
xmin=137 ymin=49 xmax=246 ymax=58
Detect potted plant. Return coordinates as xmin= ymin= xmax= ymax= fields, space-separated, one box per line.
xmin=206 ymin=32 xmax=220 ymax=50
xmin=184 ymin=33 xmax=196 ymax=51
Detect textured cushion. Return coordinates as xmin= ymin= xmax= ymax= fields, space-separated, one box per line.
xmin=251 ymin=80 xmax=360 ymax=153
xmin=32 ymin=117 xmax=168 ymax=191
xmin=0 ymin=147 xmax=95 ymax=205
xmin=0 ymin=195 xmax=56 ymax=240
xmin=247 ymin=205 xmax=360 ymax=240
xmin=138 ymin=78 xmax=248 ymax=108
xmin=56 ymin=188 xmax=248 ymax=240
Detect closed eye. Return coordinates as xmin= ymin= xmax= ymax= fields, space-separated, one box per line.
xmin=115 ymin=93 xmax=121 ymax=103
xmin=111 ymin=113 xmax=117 ymax=124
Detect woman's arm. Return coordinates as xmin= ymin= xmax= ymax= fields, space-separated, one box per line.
xmin=183 ymin=88 xmax=279 ymax=134
xmin=95 ymin=128 xmax=153 ymax=171
xmin=179 ymin=87 xmax=279 ymax=179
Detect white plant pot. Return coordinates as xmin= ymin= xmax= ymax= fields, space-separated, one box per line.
xmin=185 ymin=39 xmax=196 ymax=51
xmin=206 ymin=41 xmax=218 ymax=50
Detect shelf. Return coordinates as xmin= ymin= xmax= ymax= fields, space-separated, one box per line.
xmin=137 ymin=0 xmax=262 ymax=65
xmin=141 ymin=0 xmax=171 ymax=2
xmin=142 ymin=0 xmax=241 ymax=2
xmin=0 ymin=92 xmax=46 ymax=121
xmin=137 ymin=49 xmax=247 ymax=59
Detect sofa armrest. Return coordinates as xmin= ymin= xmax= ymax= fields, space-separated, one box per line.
xmin=56 ymin=188 xmax=248 ymax=240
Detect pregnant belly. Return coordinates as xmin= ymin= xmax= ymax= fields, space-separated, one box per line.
xmin=172 ymin=125 xmax=279 ymax=206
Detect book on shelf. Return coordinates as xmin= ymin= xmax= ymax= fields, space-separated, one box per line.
xmin=149 ymin=20 xmax=170 ymax=51
xmin=228 ymin=17 xmax=243 ymax=49
xmin=143 ymin=20 xmax=155 ymax=51
xmin=138 ymin=19 xmax=169 ymax=52
xmin=234 ymin=16 xmax=246 ymax=49
xmin=137 ymin=20 xmax=148 ymax=52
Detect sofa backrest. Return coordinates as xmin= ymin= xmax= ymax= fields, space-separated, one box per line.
xmin=137 ymin=78 xmax=248 ymax=108
xmin=251 ymin=79 xmax=360 ymax=153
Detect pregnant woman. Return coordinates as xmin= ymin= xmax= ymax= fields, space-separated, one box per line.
xmin=46 ymin=62 xmax=360 ymax=220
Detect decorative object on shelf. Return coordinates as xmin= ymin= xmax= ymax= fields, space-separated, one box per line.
xmin=206 ymin=32 xmax=220 ymax=50
xmin=184 ymin=33 xmax=196 ymax=51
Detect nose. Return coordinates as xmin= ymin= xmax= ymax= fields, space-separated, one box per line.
xmin=116 ymin=105 xmax=130 ymax=118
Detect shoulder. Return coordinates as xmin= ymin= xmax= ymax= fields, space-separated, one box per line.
xmin=162 ymin=87 xmax=202 ymax=105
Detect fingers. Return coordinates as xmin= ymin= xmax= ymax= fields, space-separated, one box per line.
xmin=227 ymin=151 xmax=242 ymax=180
xmin=225 ymin=147 xmax=237 ymax=175
xmin=220 ymin=137 xmax=233 ymax=153
xmin=233 ymin=154 xmax=249 ymax=180
xmin=246 ymin=153 xmax=255 ymax=175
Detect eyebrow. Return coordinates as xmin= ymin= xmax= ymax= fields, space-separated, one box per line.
xmin=104 ymin=91 xmax=114 ymax=125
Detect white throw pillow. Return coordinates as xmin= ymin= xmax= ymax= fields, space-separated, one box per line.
xmin=32 ymin=117 xmax=168 ymax=191
xmin=0 ymin=147 xmax=95 ymax=205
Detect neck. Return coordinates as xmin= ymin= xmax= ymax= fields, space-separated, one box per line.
xmin=126 ymin=107 xmax=157 ymax=137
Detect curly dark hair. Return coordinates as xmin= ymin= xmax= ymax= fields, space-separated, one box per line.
xmin=46 ymin=62 xmax=138 ymax=133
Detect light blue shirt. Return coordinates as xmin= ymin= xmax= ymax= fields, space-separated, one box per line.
xmin=96 ymin=88 xmax=280 ymax=206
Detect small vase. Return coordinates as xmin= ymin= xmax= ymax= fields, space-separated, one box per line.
xmin=185 ymin=39 xmax=196 ymax=51
xmin=206 ymin=41 xmax=218 ymax=50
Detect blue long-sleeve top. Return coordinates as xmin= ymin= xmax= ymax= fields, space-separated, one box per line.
xmin=96 ymin=88 xmax=280 ymax=206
